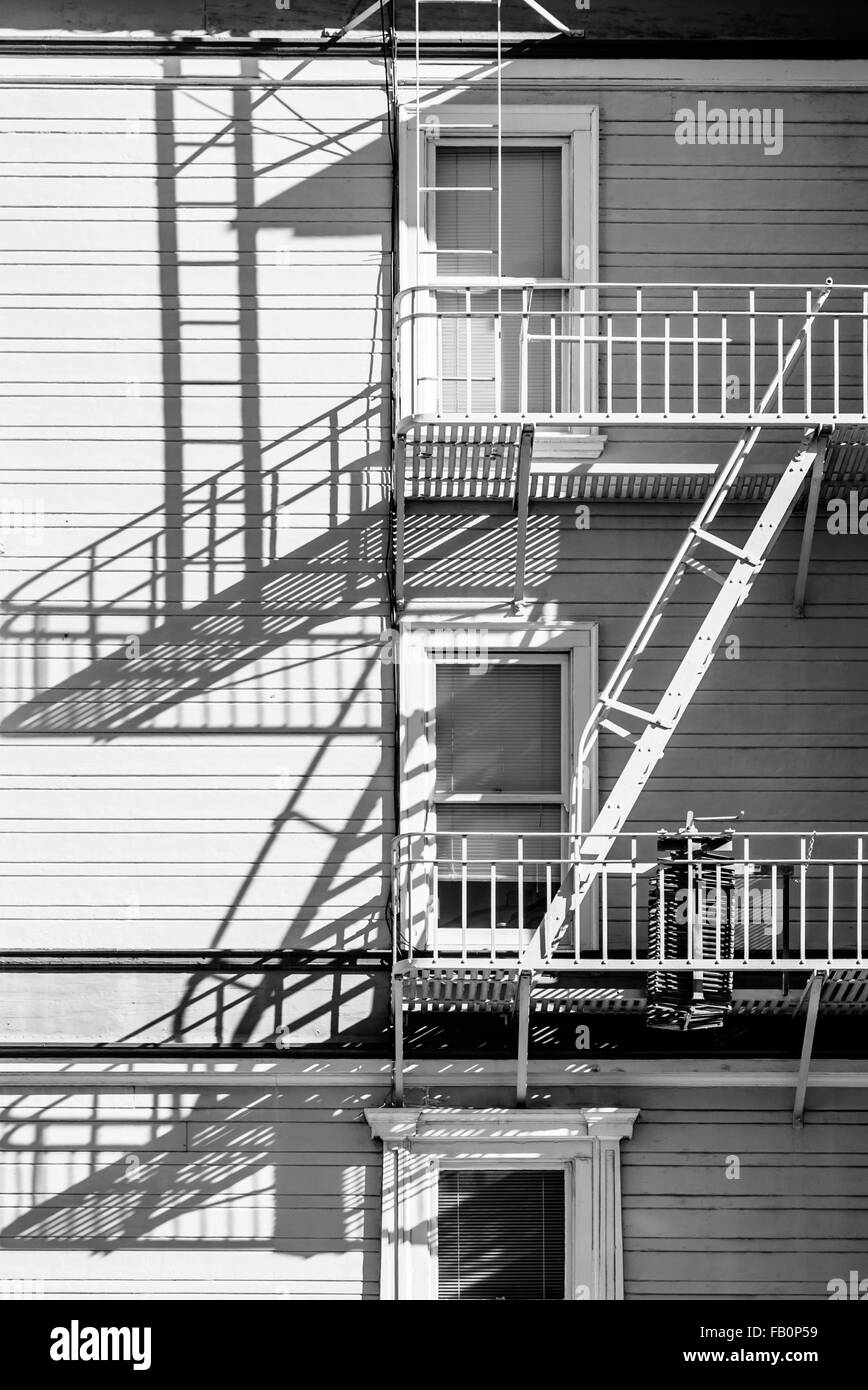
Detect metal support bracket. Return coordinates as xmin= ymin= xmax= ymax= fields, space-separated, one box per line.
xmin=793 ymin=443 xmax=828 ymax=617
xmin=392 ymin=971 xmax=405 ymax=1105
xmin=515 ymin=969 xmax=533 ymax=1106
xmin=512 ymin=423 xmax=535 ymax=607
xmin=793 ymin=971 xmax=825 ymax=1127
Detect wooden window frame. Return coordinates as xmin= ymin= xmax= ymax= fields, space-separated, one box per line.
xmin=365 ymin=1106 xmax=639 ymax=1301
xmin=397 ymin=620 xmax=599 ymax=951
xmin=398 ymin=103 xmax=604 ymax=457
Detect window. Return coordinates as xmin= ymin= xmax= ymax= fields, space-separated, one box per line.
xmin=365 ymin=1106 xmax=639 ymax=1301
xmin=434 ymin=145 xmax=565 ymax=413
xmin=397 ymin=621 xmax=598 ymax=953
xmin=438 ymin=1168 xmax=565 ymax=1301
xmin=399 ymin=103 xmax=601 ymax=443
xmin=434 ymin=658 xmax=566 ymax=940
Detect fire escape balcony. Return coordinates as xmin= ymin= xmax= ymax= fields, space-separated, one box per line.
xmin=395 ymin=280 xmax=868 ymax=438
xmin=392 ymin=279 xmax=868 ymax=603
xmin=391 ymin=831 xmax=868 ymax=1016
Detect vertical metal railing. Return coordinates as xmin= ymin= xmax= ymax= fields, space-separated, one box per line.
xmin=392 ymin=831 xmax=868 ymax=970
xmin=394 ymin=280 xmax=868 ymax=427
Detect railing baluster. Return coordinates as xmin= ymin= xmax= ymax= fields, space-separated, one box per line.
xmin=715 ymin=862 xmax=722 ymax=966
xmin=465 ymin=289 xmax=472 ymax=417
xmin=777 ymin=319 xmax=784 ymax=418
xmin=550 ymin=317 xmax=557 ymax=419
xmin=408 ymin=837 xmax=414 ymax=960
xmin=657 ymin=865 xmax=666 ymax=965
xmin=578 ymin=287 xmax=587 ymax=416
xmin=692 ymin=287 xmax=699 ymax=418
xmin=863 ymin=293 xmax=868 ymax=418
xmin=437 ymin=306 xmax=443 ymax=417
xmin=833 ymin=316 xmax=840 ymax=417
xmin=799 ymin=837 xmax=807 ymax=965
xmin=663 ymin=314 xmax=671 ymax=418
xmin=749 ymin=288 xmax=756 ymax=415
xmin=493 ymin=302 xmax=501 ymax=415
xmin=601 ymin=866 xmax=609 ymax=965
xmin=573 ymin=835 xmax=581 ymax=963
xmin=686 ymin=837 xmax=694 ymax=967
xmin=858 ymin=836 xmax=865 ymax=966
xmin=490 ymin=860 xmax=497 ymax=963
xmin=720 ymin=314 xmax=727 ymax=417
xmin=743 ymin=836 xmax=751 ymax=964
xmin=432 ymin=861 xmax=439 ymax=963
xmin=519 ymin=285 xmax=530 ymax=416
xmin=606 ymin=315 xmax=613 ymax=417
xmin=635 ymin=286 xmax=643 ymax=417
xmin=828 ymin=863 xmax=835 ymax=961
xmin=517 ymin=835 xmax=524 ymax=938
xmin=544 ymin=863 xmax=552 ymax=963
xmin=770 ymin=863 xmax=778 ymax=964
xmin=460 ymin=835 xmax=468 ymax=963
xmin=630 ymin=838 xmax=638 ymax=963
xmin=805 ymin=289 xmax=812 ymax=417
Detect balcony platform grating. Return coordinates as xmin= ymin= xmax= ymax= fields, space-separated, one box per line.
xmin=401 ymin=421 xmax=528 ymax=502
xmin=399 ymin=967 xmax=868 ymax=1016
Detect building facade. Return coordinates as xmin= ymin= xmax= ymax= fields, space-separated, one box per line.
xmin=0 ymin=0 xmax=867 ymax=1299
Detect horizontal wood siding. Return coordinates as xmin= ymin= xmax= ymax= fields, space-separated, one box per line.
xmin=407 ymin=503 xmax=868 ymax=833
xmin=618 ymin=1086 xmax=868 ymax=1300
xmin=1 ymin=61 xmax=867 ymax=1015
xmin=0 ymin=68 xmax=394 ymax=964
xmin=0 ymin=1085 xmax=388 ymax=1298
xmin=400 ymin=1083 xmax=868 ymax=1300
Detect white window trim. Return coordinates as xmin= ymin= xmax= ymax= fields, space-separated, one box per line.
xmin=398 ymin=102 xmax=605 ymax=459
xmin=397 ymin=620 xmax=598 ymax=950
xmin=398 ymin=619 xmax=597 ymax=839
xmin=365 ymin=1106 xmax=638 ymax=1300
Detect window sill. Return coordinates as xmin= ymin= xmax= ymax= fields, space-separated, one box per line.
xmin=533 ymin=430 xmax=608 ymax=466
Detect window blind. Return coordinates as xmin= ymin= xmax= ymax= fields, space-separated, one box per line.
xmin=435 ymin=803 xmax=562 ymax=881
xmin=435 ymin=663 xmax=562 ymax=795
xmin=438 ymin=1169 xmax=566 ymax=1300
xmin=435 ymin=146 xmax=562 ymax=279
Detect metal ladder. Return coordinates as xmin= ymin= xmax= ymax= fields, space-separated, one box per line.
xmin=523 ymin=280 xmax=836 ymax=965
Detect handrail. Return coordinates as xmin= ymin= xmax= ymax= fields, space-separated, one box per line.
xmin=394 ymin=279 xmax=868 ymax=428
xmin=391 ymin=830 xmax=867 ymax=971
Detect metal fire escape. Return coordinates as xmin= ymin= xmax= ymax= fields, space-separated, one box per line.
xmin=387 ymin=0 xmax=868 ymax=1108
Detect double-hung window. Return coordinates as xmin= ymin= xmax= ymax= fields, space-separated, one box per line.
xmin=397 ymin=623 xmax=597 ymax=955
xmin=434 ymin=655 xmax=566 ymax=946
xmin=400 ymin=105 xmax=599 ymax=431
xmin=434 ymin=143 xmax=566 ymax=415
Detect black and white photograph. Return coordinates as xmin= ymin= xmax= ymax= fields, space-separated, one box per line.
xmin=0 ymin=0 xmax=867 ymax=1358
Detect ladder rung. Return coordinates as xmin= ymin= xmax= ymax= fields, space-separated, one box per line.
xmin=684 ymin=556 xmax=727 ymax=586
xmin=605 ymin=698 xmax=667 ymax=728
xmin=690 ymin=526 xmax=748 ymax=561
xmin=419 ymin=186 xmax=496 ymax=193
xmin=600 ymin=718 xmax=638 ymax=743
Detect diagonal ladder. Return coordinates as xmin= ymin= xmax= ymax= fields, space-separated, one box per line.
xmin=522 ymin=280 xmax=836 ymax=966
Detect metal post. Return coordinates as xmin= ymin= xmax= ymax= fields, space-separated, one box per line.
xmin=392 ymin=972 xmax=405 ymax=1105
xmin=516 ymin=970 xmax=532 ymax=1106
xmin=793 ymin=972 xmax=824 ymax=1128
